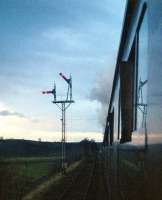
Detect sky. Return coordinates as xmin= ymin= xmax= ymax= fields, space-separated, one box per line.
xmin=0 ymin=0 xmax=126 ymax=142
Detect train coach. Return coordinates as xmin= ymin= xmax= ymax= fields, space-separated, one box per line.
xmin=103 ymin=0 xmax=162 ymax=199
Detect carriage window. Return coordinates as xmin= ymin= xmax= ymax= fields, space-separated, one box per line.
xmin=136 ymin=6 xmax=148 ymax=130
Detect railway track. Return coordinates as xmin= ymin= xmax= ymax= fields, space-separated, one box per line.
xmin=28 ymin=153 xmax=110 ymax=200
xmin=57 ymin=153 xmax=109 ymax=200
xmin=57 ymin=156 xmax=97 ymax=200
xmin=84 ymin=153 xmax=109 ymax=200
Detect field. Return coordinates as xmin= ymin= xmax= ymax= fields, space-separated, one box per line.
xmin=0 ymin=156 xmax=61 ymax=200
xmin=0 ymin=139 xmax=97 ymax=200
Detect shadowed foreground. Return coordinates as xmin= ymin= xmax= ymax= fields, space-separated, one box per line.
xmin=24 ymin=147 xmax=162 ymax=200
xmin=23 ymin=154 xmax=109 ymax=200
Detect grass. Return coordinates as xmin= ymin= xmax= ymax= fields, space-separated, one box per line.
xmin=0 ymin=156 xmax=61 ymax=180
xmin=1 ymin=156 xmax=60 ymax=163
xmin=0 ymin=156 xmax=62 ymax=200
xmin=23 ymin=160 xmax=82 ymax=200
xmin=19 ymin=162 xmax=53 ymax=180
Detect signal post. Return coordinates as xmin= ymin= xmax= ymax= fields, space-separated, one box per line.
xmin=42 ymin=73 xmax=74 ymax=173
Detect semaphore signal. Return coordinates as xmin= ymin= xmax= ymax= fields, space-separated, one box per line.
xmin=42 ymin=73 xmax=74 ymax=173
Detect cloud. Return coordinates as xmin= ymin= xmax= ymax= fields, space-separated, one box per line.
xmin=0 ymin=110 xmax=25 ymax=118
xmin=0 ymin=108 xmax=39 ymax=124
xmin=0 ymin=103 xmax=26 ymax=119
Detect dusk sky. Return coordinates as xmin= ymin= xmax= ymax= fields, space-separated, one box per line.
xmin=0 ymin=0 xmax=126 ymax=142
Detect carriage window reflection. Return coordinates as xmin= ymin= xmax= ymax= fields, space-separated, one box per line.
xmin=136 ymin=9 xmax=148 ymax=130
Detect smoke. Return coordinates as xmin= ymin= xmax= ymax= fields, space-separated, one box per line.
xmin=90 ymin=69 xmax=113 ymax=128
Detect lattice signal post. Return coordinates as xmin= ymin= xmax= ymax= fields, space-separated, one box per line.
xmin=42 ymin=73 xmax=74 ymax=173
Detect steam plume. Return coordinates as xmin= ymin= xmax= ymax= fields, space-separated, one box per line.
xmin=90 ymin=69 xmax=113 ymax=128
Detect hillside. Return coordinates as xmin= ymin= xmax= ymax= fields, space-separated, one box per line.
xmin=0 ymin=139 xmax=82 ymax=158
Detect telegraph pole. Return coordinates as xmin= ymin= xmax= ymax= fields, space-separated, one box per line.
xmin=42 ymin=73 xmax=74 ymax=173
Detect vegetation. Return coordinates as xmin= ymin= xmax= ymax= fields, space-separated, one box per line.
xmin=0 ymin=139 xmax=100 ymax=200
xmin=0 ymin=157 xmax=60 ymax=200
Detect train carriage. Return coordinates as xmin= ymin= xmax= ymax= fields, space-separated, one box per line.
xmin=103 ymin=0 xmax=162 ymax=199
